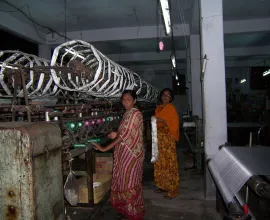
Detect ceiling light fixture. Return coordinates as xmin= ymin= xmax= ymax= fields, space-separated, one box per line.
xmin=177 ymin=82 xmax=180 ymax=86
xmin=65 ymin=48 xmax=84 ymax=59
xmin=171 ymin=53 xmax=176 ymax=69
xmin=159 ymin=0 xmax=171 ymax=35
xmin=240 ymin=78 xmax=246 ymax=84
xmin=263 ymin=69 xmax=270 ymax=76
xmin=175 ymin=74 xmax=178 ymax=80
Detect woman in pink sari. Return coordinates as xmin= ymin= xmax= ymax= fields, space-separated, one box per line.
xmin=92 ymin=90 xmax=145 ymax=220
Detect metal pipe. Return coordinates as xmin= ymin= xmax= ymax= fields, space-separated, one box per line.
xmin=49 ymin=112 xmax=63 ymax=118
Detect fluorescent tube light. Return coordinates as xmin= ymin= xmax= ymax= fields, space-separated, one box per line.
xmin=160 ymin=0 xmax=171 ymax=35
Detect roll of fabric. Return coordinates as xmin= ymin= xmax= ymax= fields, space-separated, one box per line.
xmin=208 ymin=146 xmax=270 ymax=205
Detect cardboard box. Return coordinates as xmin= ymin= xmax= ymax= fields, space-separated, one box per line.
xmin=76 ymin=177 xmax=88 ymax=203
xmin=93 ymin=174 xmax=112 ymax=204
xmin=76 ymin=153 xmax=114 ymax=204
xmin=95 ymin=153 xmax=113 ymax=173
xmin=94 ymin=154 xmax=113 ymax=204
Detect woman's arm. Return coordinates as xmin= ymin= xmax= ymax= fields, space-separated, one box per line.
xmin=156 ymin=117 xmax=167 ymax=126
xmin=92 ymin=136 xmax=122 ymax=152
xmin=108 ymin=131 xmax=118 ymax=139
xmin=166 ymin=106 xmax=180 ymax=141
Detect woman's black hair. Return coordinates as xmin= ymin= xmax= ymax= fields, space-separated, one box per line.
xmin=159 ymin=88 xmax=174 ymax=103
xmin=122 ymin=89 xmax=137 ymax=100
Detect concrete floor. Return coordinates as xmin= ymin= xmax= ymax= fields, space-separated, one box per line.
xmin=98 ymin=146 xmax=222 ymax=220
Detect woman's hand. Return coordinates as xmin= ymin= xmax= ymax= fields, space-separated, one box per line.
xmin=156 ymin=118 xmax=167 ymax=126
xmin=108 ymin=132 xmax=118 ymax=140
xmin=92 ymin=142 xmax=106 ymax=152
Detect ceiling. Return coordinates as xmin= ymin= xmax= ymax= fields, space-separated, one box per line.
xmin=91 ymin=36 xmax=189 ymax=54
xmin=1 ymin=0 xmax=270 ymax=76
xmin=0 ymin=0 xmax=192 ymax=31
xmin=1 ymin=0 xmax=270 ymax=31
xmin=223 ymin=0 xmax=270 ymax=21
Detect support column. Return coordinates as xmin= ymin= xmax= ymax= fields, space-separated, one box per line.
xmin=200 ymin=0 xmax=227 ymax=199
xmin=38 ymin=44 xmax=51 ymax=60
xmin=190 ymin=35 xmax=202 ymax=118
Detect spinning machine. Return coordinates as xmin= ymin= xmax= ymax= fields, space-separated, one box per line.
xmin=0 ymin=40 xmax=158 ymax=220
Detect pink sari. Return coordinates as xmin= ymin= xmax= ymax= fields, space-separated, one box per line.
xmin=110 ymin=108 xmax=145 ymax=220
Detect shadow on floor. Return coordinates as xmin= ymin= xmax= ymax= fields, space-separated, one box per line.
xmin=99 ymin=147 xmax=221 ymax=220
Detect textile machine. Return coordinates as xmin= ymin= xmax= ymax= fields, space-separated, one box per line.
xmin=207 ymin=144 xmax=270 ymax=220
xmin=182 ymin=114 xmax=204 ymax=172
xmin=0 ymin=40 xmax=158 ymax=220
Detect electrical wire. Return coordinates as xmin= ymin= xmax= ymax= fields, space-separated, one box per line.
xmin=0 ymin=0 xmax=70 ymax=42
xmin=158 ymin=2 xmax=163 ymax=42
xmin=127 ymin=8 xmax=140 ymax=36
xmin=156 ymin=0 xmax=160 ymax=52
xmin=0 ymin=3 xmax=27 ymax=12
xmin=198 ymin=0 xmax=204 ymax=117
xmin=169 ymin=0 xmax=175 ymax=52
xmin=24 ymin=4 xmax=62 ymax=42
xmin=175 ymin=0 xmax=191 ymax=93
xmin=64 ymin=0 xmax=67 ymax=42
xmin=169 ymin=0 xmax=179 ymax=82
xmin=176 ymin=0 xmax=189 ymax=53
xmin=77 ymin=16 xmax=84 ymax=40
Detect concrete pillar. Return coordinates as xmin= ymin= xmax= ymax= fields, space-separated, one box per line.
xmin=38 ymin=44 xmax=51 ymax=60
xmin=190 ymin=35 xmax=202 ymax=118
xmin=200 ymin=0 xmax=227 ymax=199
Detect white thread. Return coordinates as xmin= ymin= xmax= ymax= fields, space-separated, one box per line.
xmin=151 ymin=116 xmax=158 ymax=163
